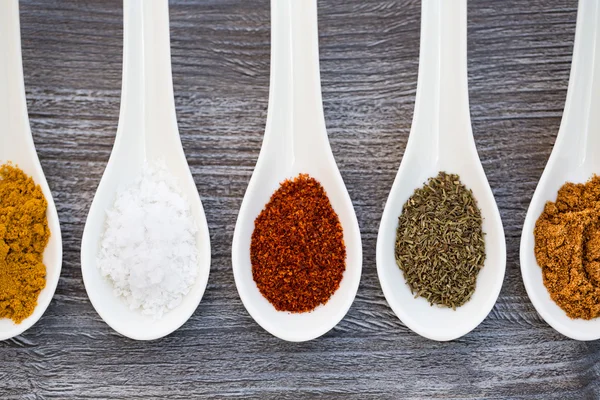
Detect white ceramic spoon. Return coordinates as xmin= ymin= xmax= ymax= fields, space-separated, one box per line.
xmin=376 ymin=0 xmax=506 ymax=341
xmin=231 ymin=0 xmax=362 ymax=342
xmin=520 ymin=0 xmax=600 ymax=341
xmin=0 ymin=0 xmax=63 ymax=341
xmin=81 ymin=0 xmax=211 ymax=341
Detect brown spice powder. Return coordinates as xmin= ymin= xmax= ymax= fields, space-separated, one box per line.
xmin=250 ymin=174 xmax=346 ymax=313
xmin=534 ymin=175 xmax=600 ymax=319
xmin=0 ymin=164 xmax=49 ymax=323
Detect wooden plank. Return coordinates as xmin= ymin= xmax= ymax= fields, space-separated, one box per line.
xmin=0 ymin=0 xmax=598 ymax=398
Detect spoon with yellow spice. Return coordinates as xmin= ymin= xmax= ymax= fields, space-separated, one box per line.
xmin=0 ymin=0 xmax=62 ymax=340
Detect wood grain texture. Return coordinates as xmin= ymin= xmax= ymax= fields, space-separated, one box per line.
xmin=1 ymin=0 xmax=599 ymax=398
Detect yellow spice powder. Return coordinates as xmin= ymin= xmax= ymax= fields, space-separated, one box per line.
xmin=0 ymin=163 xmax=49 ymax=323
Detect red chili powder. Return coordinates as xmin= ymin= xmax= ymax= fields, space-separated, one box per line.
xmin=250 ymin=174 xmax=346 ymax=313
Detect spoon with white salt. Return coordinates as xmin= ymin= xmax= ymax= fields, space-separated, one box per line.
xmin=520 ymin=0 xmax=600 ymax=341
xmin=376 ymin=0 xmax=506 ymax=341
xmin=231 ymin=0 xmax=362 ymax=342
xmin=81 ymin=0 xmax=211 ymax=340
xmin=0 ymin=0 xmax=63 ymax=341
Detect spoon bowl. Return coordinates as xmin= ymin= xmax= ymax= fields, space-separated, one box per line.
xmin=0 ymin=0 xmax=63 ymax=341
xmin=376 ymin=0 xmax=506 ymax=341
xmin=231 ymin=0 xmax=362 ymax=342
xmin=81 ymin=0 xmax=210 ymax=340
xmin=520 ymin=0 xmax=600 ymax=341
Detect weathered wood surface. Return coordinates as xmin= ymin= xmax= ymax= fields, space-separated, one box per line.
xmin=2 ymin=0 xmax=599 ymax=398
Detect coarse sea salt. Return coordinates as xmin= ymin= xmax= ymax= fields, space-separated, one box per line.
xmin=97 ymin=161 xmax=199 ymax=319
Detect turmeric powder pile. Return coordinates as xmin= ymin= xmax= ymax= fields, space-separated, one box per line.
xmin=0 ymin=163 xmax=49 ymax=323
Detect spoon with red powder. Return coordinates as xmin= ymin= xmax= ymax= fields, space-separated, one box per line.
xmin=232 ymin=0 xmax=362 ymax=342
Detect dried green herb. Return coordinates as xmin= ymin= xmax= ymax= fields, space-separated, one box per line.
xmin=395 ymin=171 xmax=485 ymax=309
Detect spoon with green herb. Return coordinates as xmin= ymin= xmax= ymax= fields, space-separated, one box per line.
xmin=376 ymin=0 xmax=506 ymax=341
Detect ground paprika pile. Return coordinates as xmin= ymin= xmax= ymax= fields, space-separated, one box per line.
xmin=0 ymin=163 xmax=49 ymax=323
xmin=251 ymin=174 xmax=346 ymax=312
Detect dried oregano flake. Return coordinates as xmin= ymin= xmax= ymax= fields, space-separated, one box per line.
xmin=394 ymin=171 xmax=485 ymax=309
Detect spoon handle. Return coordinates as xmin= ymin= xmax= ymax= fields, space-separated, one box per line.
xmin=264 ymin=0 xmax=329 ymax=162
xmin=408 ymin=0 xmax=472 ymax=164
xmin=0 ymin=0 xmax=34 ymax=157
xmin=556 ymin=0 xmax=600 ymax=166
xmin=115 ymin=0 xmax=179 ymax=163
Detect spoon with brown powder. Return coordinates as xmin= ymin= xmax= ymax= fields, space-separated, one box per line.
xmin=0 ymin=0 xmax=62 ymax=340
xmin=520 ymin=0 xmax=600 ymax=341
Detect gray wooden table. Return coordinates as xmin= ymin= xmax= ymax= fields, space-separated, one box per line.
xmin=3 ymin=0 xmax=599 ymax=398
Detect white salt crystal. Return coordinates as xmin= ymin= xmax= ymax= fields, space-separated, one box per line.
xmin=97 ymin=161 xmax=199 ymax=319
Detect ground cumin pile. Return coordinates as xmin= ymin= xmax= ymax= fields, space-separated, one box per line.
xmin=534 ymin=175 xmax=600 ymax=319
xmin=0 ymin=164 xmax=49 ymax=323
xmin=251 ymin=174 xmax=345 ymax=313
